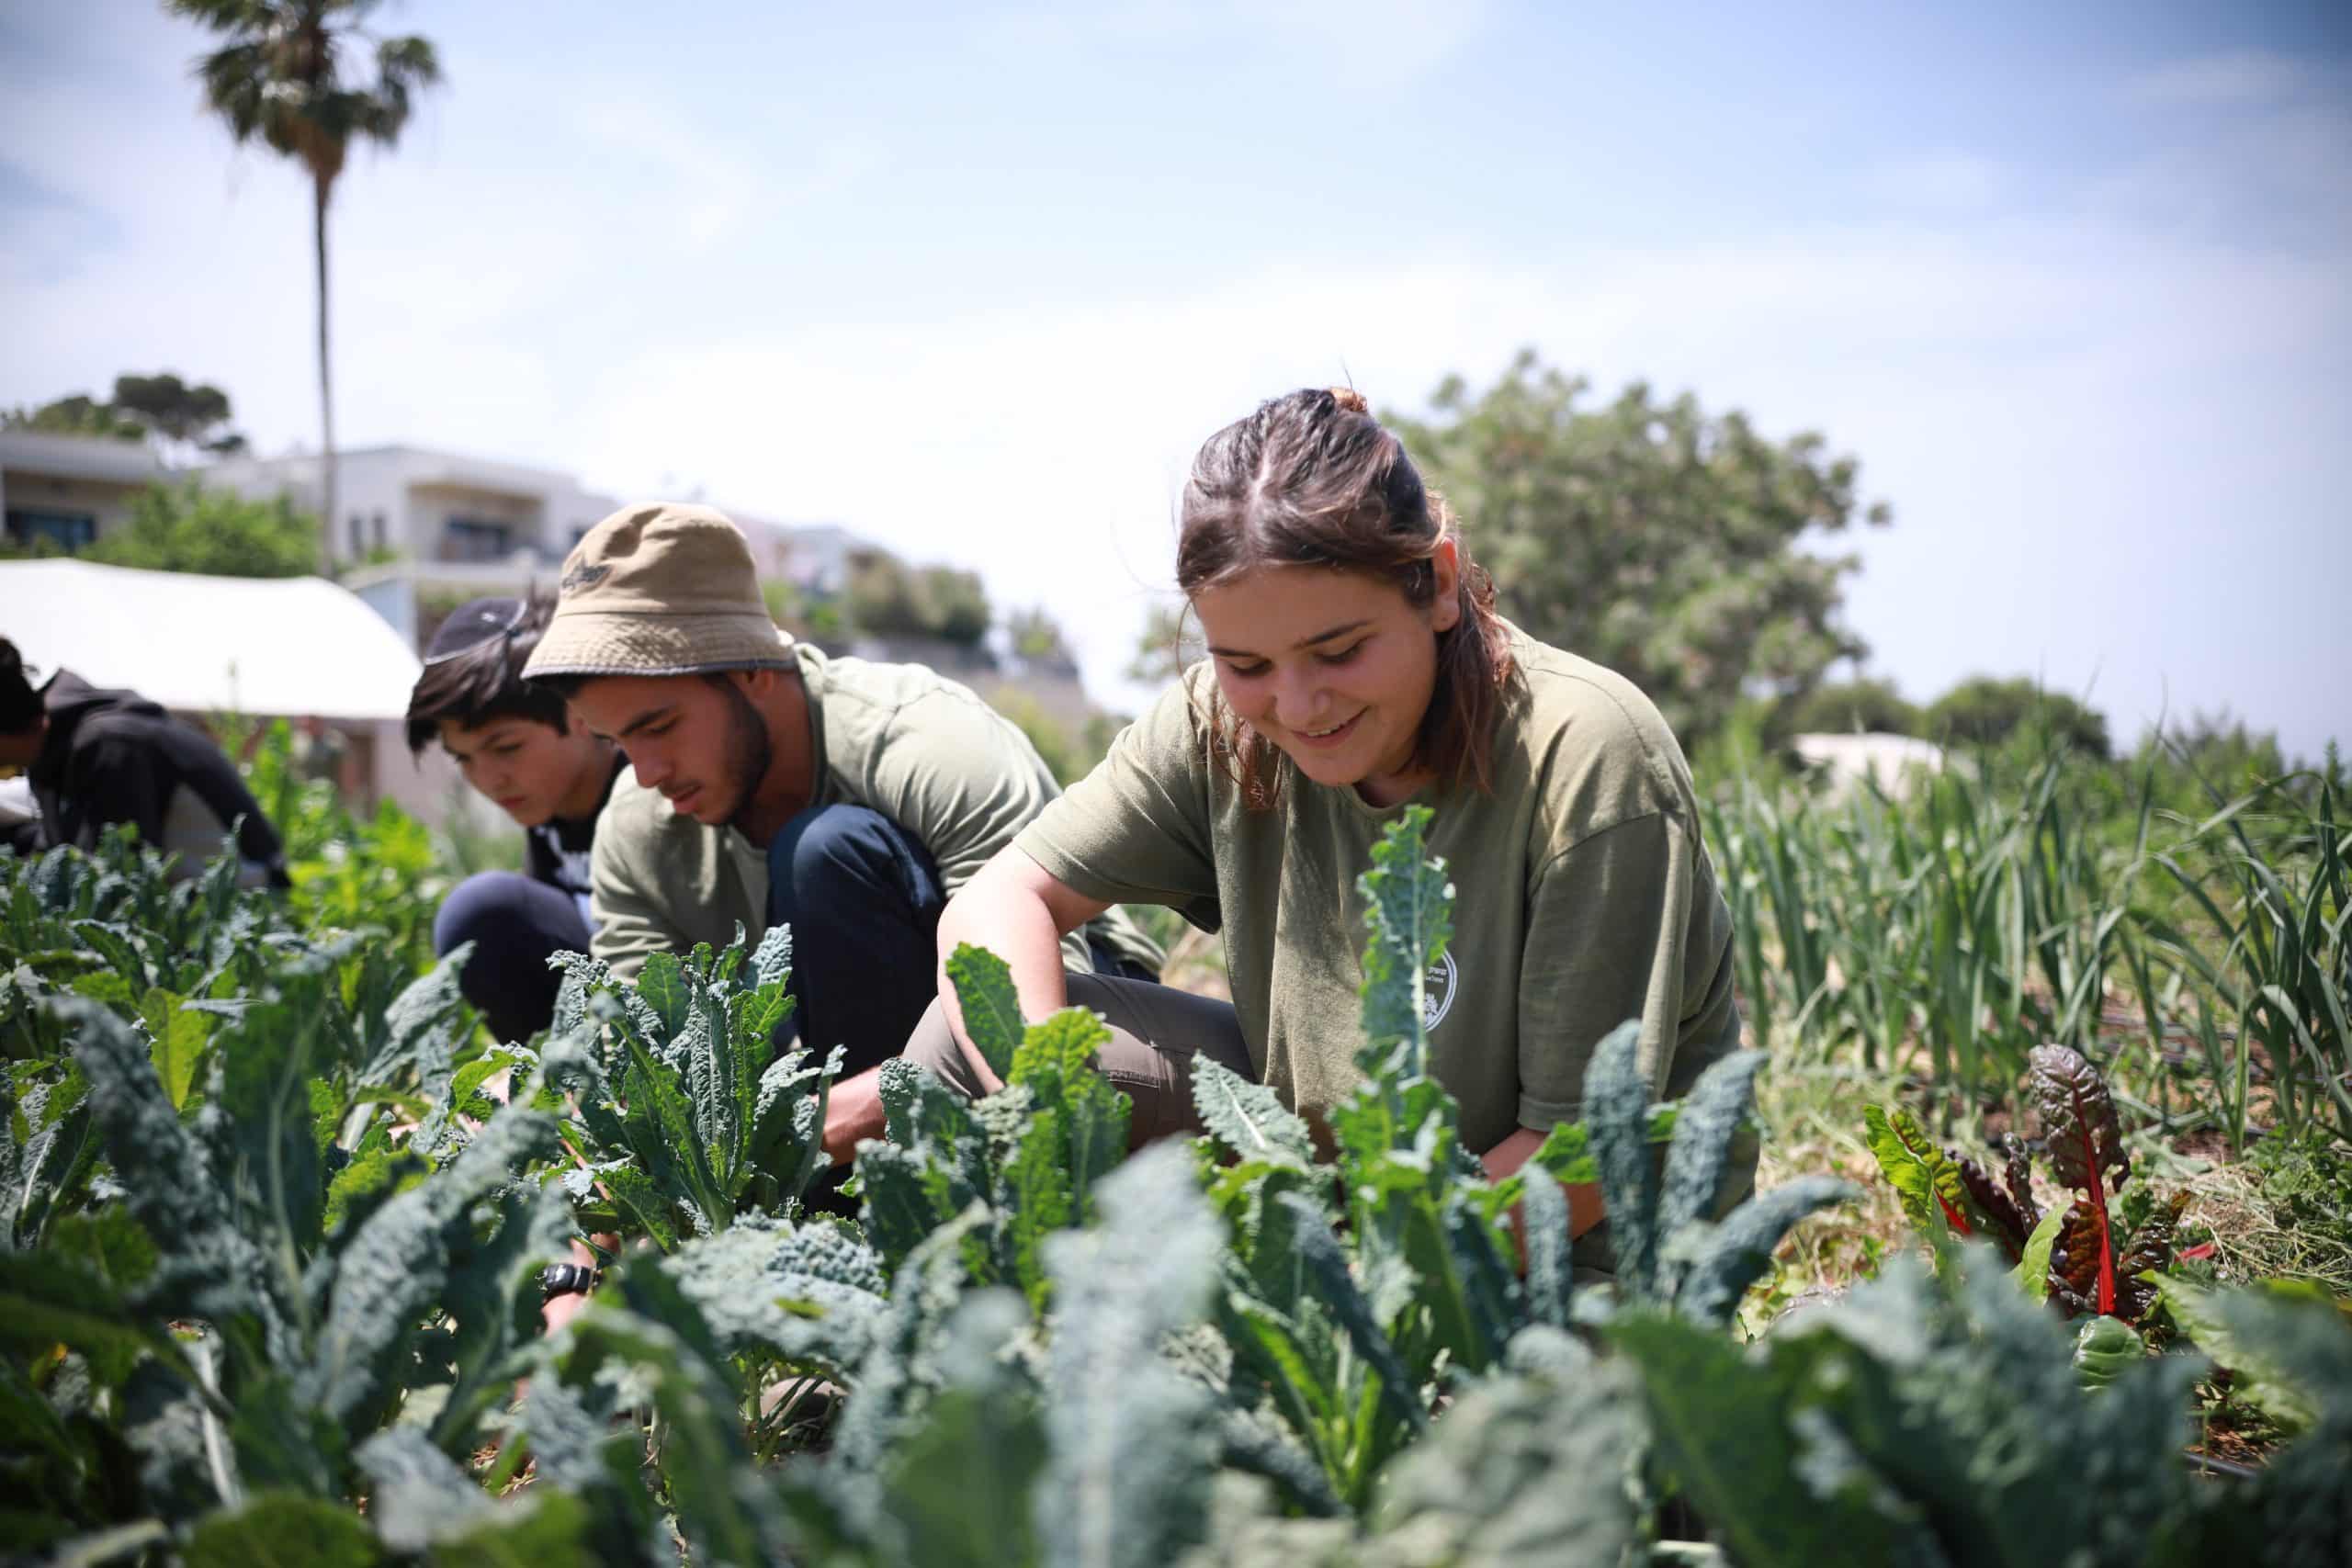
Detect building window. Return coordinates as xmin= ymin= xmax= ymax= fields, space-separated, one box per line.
xmin=373 ymin=511 xmax=389 ymax=552
xmin=442 ymin=516 xmax=514 ymax=562
xmin=349 ymin=513 xmax=367 ymax=558
xmin=5 ymin=509 xmax=96 ymax=553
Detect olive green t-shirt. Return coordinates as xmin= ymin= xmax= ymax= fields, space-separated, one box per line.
xmin=1012 ymin=629 xmax=1739 ymax=1156
xmin=591 ymin=641 xmax=1159 ymax=983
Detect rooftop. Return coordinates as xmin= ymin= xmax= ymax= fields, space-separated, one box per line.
xmin=0 ymin=429 xmax=172 ymax=485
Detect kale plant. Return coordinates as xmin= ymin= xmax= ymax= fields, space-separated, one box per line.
xmin=1194 ymin=805 xmax=1851 ymax=1510
xmin=853 ymin=944 xmax=1131 ymax=1311
xmin=0 ymin=914 xmax=567 ymax=1556
xmin=1611 ymin=1239 xmax=2352 ymax=1567
xmin=528 ymin=927 xmax=840 ymax=1247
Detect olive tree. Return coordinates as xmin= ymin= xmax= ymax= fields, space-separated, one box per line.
xmin=1387 ymin=350 xmax=1890 ymax=746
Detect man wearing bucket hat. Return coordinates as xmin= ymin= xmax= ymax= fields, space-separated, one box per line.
xmin=525 ymin=502 xmax=1159 ymax=1145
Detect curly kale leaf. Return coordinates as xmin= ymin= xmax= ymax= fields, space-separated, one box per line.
xmin=1193 ymin=1054 xmax=1313 ymax=1172
xmin=945 ymin=942 xmax=1024 ymax=1081
xmin=1355 ymin=804 xmax=1453 ymax=1074
xmin=1575 ymin=1016 xmax=1662 ymax=1300
xmin=660 ymin=1215 xmax=890 ymax=1374
xmin=62 ymin=998 xmax=292 ymax=1362
xmin=1038 ymin=1143 xmax=1226 ymax=1568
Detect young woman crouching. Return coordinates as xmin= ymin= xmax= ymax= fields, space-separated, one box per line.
xmin=908 ymin=387 xmax=1746 ymax=1270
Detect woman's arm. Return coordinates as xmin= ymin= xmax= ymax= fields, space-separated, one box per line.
xmin=1481 ymin=1126 xmax=1606 ymax=1269
xmin=823 ymin=679 xmax=1213 ymax=1161
xmin=933 ymin=844 xmax=1112 ymax=1095
xmin=820 ymin=845 xmax=1110 ymax=1161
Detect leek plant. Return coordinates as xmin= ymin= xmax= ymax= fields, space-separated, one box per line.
xmin=1705 ymin=749 xmax=2150 ymax=1115
xmin=2141 ymin=772 xmax=2350 ymax=1151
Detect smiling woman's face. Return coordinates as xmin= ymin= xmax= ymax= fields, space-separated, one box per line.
xmin=1191 ymin=552 xmax=1459 ymax=807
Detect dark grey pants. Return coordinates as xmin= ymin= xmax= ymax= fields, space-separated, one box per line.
xmin=901 ymin=969 xmax=1253 ymax=1145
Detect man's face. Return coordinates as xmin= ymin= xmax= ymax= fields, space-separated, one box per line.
xmin=566 ymin=672 xmax=772 ymax=829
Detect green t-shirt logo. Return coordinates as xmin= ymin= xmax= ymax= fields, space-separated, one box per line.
xmin=1423 ymin=951 xmax=1458 ymax=1032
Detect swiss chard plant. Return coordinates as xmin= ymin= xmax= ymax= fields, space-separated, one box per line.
xmin=1865 ymin=1043 xmax=2189 ymax=1325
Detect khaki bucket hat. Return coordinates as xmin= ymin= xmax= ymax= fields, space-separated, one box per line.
xmin=524 ymin=502 xmax=793 ymax=679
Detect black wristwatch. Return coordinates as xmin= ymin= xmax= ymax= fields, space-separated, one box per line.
xmin=540 ymin=1262 xmax=600 ymax=1299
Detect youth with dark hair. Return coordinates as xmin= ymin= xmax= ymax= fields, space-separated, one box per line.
xmin=405 ymin=594 xmax=621 ymax=1043
xmin=897 ymin=387 xmax=1747 ymax=1275
xmin=0 ymin=636 xmax=289 ymax=885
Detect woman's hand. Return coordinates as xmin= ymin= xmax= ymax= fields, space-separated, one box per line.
xmin=933 ymin=846 xmax=1109 ymax=1095
xmin=1481 ymin=1125 xmax=1605 ymax=1270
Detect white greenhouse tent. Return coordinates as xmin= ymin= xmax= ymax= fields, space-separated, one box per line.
xmin=0 ymin=558 xmax=475 ymax=826
xmin=1791 ymin=731 xmax=1949 ymax=802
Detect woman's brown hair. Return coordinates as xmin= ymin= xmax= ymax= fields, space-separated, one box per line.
xmin=1176 ymin=386 xmax=1515 ymax=808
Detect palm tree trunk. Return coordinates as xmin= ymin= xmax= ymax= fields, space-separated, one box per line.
xmin=313 ymin=171 xmax=336 ymax=573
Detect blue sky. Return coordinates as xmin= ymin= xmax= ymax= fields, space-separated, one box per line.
xmin=4 ymin=1 xmax=2346 ymax=759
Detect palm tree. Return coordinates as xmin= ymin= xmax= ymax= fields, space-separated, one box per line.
xmin=169 ymin=1 xmax=440 ymax=567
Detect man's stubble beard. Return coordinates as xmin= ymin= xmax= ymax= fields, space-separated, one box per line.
xmin=714 ymin=679 xmax=775 ymax=833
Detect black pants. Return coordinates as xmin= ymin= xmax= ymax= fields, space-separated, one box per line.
xmin=764 ymin=803 xmax=1154 ymax=1077
xmin=434 ymin=871 xmax=592 ymax=1045
xmin=763 ymin=804 xmax=955 ymax=1079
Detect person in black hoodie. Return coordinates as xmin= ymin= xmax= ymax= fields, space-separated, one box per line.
xmin=405 ymin=594 xmax=622 ymax=1044
xmin=0 ymin=637 xmax=289 ymax=886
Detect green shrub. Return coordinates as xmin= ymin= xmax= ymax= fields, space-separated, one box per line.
xmin=1926 ymin=673 xmax=2111 ymax=759
xmin=84 ymin=480 xmax=317 ymax=579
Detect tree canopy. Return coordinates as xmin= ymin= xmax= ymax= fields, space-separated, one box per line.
xmin=1007 ymin=607 xmax=1076 ymax=669
xmin=1780 ymin=677 xmax=1922 ymax=739
xmin=1125 ymin=603 xmax=1204 ymax=686
xmin=2 ymin=394 xmax=148 ymax=444
xmin=81 ymin=481 xmax=319 ymax=579
xmin=1925 ymin=676 xmax=2112 ymax=760
xmin=844 ymin=551 xmax=992 ymax=649
xmin=112 ymin=373 xmax=247 ymax=453
xmin=1386 ymin=349 xmax=1890 ymax=746
xmin=2 ymin=373 xmax=247 ymax=457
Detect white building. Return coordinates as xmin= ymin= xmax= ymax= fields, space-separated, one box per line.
xmin=0 ymin=430 xmax=173 ymax=552
xmin=204 ymin=446 xmax=845 ymax=657
xmin=771 ymin=522 xmax=862 ymax=596
xmin=206 ymin=445 xmax=622 ymax=650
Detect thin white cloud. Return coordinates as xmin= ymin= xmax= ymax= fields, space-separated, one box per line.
xmin=964 ymin=0 xmax=1494 ymax=86
xmin=555 ymin=209 xmax=2348 ymax=754
xmin=2128 ymin=49 xmax=2333 ymax=107
xmin=1861 ymin=151 xmax=2007 ymax=211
